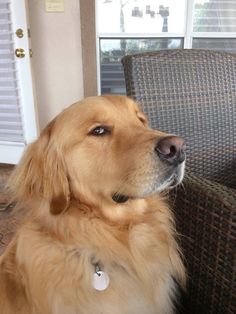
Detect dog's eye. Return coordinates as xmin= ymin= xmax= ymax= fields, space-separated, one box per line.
xmin=89 ymin=126 xmax=110 ymax=136
xmin=137 ymin=112 xmax=147 ymax=126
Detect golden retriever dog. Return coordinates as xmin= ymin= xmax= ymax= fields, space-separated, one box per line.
xmin=0 ymin=95 xmax=186 ymax=314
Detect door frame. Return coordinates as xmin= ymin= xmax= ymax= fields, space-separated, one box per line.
xmin=0 ymin=0 xmax=38 ymax=164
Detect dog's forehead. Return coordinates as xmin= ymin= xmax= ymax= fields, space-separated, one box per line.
xmin=54 ymin=96 xmax=143 ymax=137
xmin=102 ymin=95 xmax=139 ymax=110
xmin=89 ymin=95 xmax=138 ymax=111
xmin=74 ymin=96 xmax=140 ymax=120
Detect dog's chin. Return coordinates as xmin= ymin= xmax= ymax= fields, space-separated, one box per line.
xmin=154 ymin=166 xmax=185 ymax=193
xmin=112 ymin=163 xmax=185 ymax=203
xmin=111 ymin=178 xmax=179 ymax=204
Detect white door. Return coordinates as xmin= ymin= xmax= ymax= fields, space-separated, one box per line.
xmin=0 ymin=0 xmax=38 ymax=164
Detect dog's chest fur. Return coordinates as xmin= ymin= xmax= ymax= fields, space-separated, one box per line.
xmin=2 ymin=201 xmax=183 ymax=314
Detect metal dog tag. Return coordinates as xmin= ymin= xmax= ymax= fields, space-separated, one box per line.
xmin=93 ymin=265 xmax=110 ymax=291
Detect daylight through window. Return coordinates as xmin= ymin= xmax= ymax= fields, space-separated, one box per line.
xmin=97 ymin=0 xmax=236 ymax=94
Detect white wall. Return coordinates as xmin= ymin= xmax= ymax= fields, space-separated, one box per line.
xmin=28 ymin=0 xmax=84 ymax=129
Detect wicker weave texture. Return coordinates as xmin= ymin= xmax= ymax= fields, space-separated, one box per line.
xmin=122 ymin=49 xmax=236 ymax=187
xmin=173 ymin=175 xmax=236 ymax=314
xmin=122 ymin=49 xmax=236 ymax=314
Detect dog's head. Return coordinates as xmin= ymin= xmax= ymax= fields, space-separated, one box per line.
xmin=9 ymin=96 xmax=185 ymax=216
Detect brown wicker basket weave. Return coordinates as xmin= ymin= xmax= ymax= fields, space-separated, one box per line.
xmin=122 ymin=49 xmax=236 ymax=314
xmin=174 ymin=174 xmax=236 ymax=314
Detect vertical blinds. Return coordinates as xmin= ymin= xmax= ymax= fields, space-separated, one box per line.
xmin=193 ymin=0 xmax=236 ymax=32
xmin=0 ymin=0 xmax=25 ymax=143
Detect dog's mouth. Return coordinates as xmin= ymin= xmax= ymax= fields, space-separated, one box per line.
xmin=112 ymin=163 xmax=185 ymax=204
xmin=153 ymin=164 xmax=185 ymax=193
xmin=111 ymin=176 xmax=177 ymax=204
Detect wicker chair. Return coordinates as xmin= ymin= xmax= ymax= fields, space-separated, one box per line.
xmin=122 ymin=49 xmax=236 ymax=314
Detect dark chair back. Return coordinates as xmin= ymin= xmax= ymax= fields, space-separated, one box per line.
xmin=122 ymin=49 xmax=236 ymax=187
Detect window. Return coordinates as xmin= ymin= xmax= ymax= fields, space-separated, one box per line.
xmin=100 ymin=38 xmax=183 ymax=94
xmin=97 ymin=0 xmax=236 ymax=94
xmin=192 ymin=0 xmax=236 ymax=52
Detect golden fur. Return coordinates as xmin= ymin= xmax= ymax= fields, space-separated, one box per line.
xmin=0 ymin=95 xmax=185 ymax=314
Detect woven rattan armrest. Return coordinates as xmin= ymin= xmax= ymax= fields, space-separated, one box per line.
xmin=172 ymin=173 xmax=236 ymax=314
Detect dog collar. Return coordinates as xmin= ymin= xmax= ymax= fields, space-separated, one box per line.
xmin=93 ymin=263 xmax=110 ymax=291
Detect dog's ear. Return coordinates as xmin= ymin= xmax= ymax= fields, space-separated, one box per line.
xmin=8 ymin=119 xmax=70 ymax=215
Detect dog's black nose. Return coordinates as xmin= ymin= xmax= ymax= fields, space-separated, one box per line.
xmin=155 ymin=136 xmax=186 ymax=165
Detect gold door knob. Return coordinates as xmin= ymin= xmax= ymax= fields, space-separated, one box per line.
xmin=15 ymin=48 xmax=25 ymax=58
